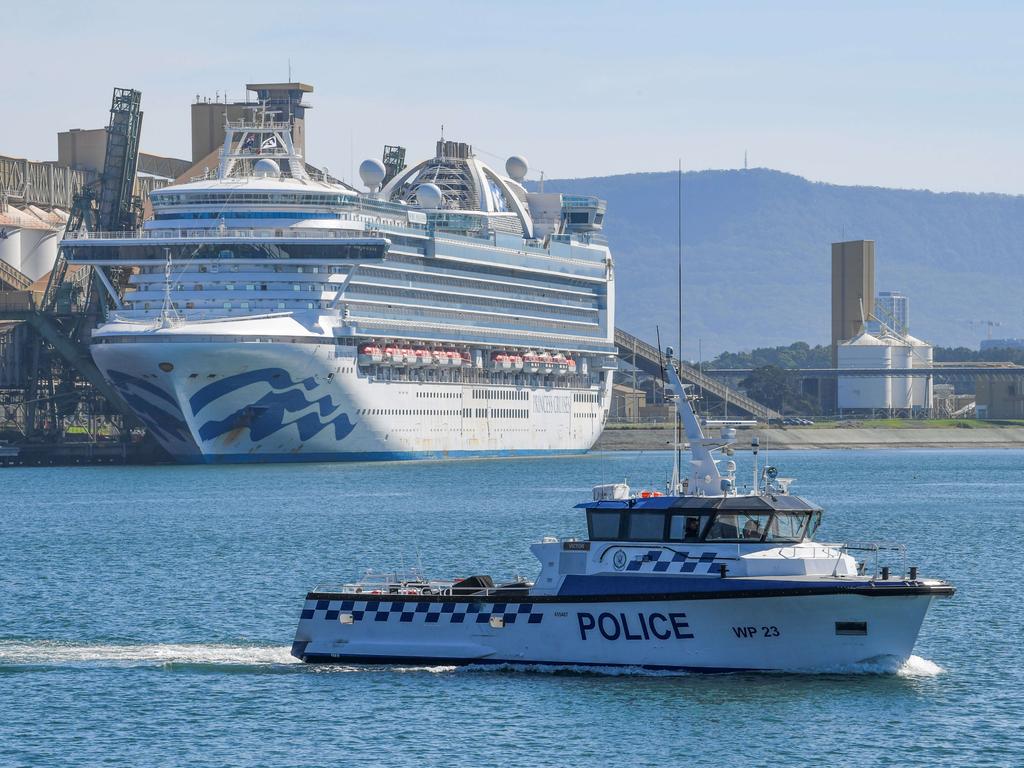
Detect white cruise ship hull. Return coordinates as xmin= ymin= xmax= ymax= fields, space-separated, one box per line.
xmin=291 ymin=586 xmax=943 ymax=671
xmin=92 ymin=336 xmax=609 ymax=463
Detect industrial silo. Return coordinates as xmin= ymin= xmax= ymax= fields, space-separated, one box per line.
xmin=0 ymin=227 xmax=23 ymax=274
xmin=888 ymin=333 xmax=914 ymax=411
xmin=837 ymin=332 xmax=892 ymax=412
xmin=905 ymin=334 xmax=934 ymax=411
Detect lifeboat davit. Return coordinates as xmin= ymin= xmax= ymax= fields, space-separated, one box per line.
xmin=432 ymin=348 xmax=449 ymax=366
xmin=511 ymin=354 xmax=524 ymax=371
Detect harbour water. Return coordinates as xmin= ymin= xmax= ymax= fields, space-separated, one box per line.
xmin=2 ymin=449 xmax=1022 ymax=766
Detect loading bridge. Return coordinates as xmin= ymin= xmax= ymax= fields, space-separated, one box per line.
xmin=613 ymin=327 xmax=782 ymax=422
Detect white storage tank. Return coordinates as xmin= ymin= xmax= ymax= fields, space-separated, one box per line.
xmin=888 ymin=333 xmax=914 ymax=410
xmin=0 ymin=227 xmax=23 ymax=274
xmin=19 ymin=229 xmax=59 ymax=282
xmin=837 ymin=332 xmax=892 ymax=411
xmin=905 ymin=334 xmax=933 ymax=410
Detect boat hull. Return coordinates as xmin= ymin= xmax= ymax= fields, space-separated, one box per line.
xmin=291 ymin=585 xmax=949 ymax=672
xmin=91 ymin=338 xmax=609 ymax=463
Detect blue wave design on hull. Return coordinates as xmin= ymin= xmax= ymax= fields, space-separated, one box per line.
xmin=190 ymin=368 xmax=316 ymax=415
xmin=106 ymin=369 xmax=197 ymax=452
xmin=191 ymin=367 xmax=356 ymax=445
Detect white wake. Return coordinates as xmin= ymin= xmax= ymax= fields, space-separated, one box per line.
xmin=0 ymin=640 xmax=299 ymax=667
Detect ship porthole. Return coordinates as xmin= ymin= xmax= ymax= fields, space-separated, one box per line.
xmin=158 ymin=362 xmax=174 ymax=373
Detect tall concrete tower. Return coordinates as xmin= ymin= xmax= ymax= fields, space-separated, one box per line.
xmin=190 ymin=82 xmax=313 ymax=164
xmin=831 ymin=240 xmax=875 ymax=366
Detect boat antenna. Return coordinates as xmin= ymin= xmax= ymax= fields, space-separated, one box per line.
xmin=675 ymin=159 xmax=684 ymax=493
xmin=677 ymin=159 xmax=683 ymax=360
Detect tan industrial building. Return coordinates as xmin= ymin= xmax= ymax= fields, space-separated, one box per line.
xmin=831 ymin=239 xmax=875 ymax=366
xmin=190 ymin=83 xmax=312 ymax=163
xmin=611 ymin=383 xmax=647 ymax=421
xmin=976 ymin=379 xmax=1024 ymax=419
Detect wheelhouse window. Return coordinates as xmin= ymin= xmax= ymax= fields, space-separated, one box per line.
xmin=705 ymin=514 xmax=739 ymax=541
xmin=626 ymin=512 xmax=666 ymax=541
xmin=587 ymin=510 xmax=622 ymax=541
xmin=806 ymin=511 xmax=822 ymax=539
xmin=764 ymin=512 xmax=808 ymax=542
xmin=668 ymin=514 xmax=703 ymax=542
xmin=705 ymin=511 xmax=809 ymax=542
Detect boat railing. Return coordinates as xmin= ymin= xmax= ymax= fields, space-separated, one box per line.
xmin=312 ymin=579 xmax=532 ymax=598
xmin=835 ymin=541 xmax=908 ymax=579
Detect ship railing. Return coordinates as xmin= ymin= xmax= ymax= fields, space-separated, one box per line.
xmin=224 ymin=118 xmax=292 ymax=131
xmin=833 ymin=541 xmax=908 ymax=579
xmin=313 ymin=579 xmax=533 ymax=598
xmin=61 ymin=228 xmax=387 ymax=241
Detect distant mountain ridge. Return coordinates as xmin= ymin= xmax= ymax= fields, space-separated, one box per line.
xmin=535 ymin=169 xmax=1024 ymax=358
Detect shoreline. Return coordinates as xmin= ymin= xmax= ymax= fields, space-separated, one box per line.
xmin=594 ymin=425 xmax=1024 ymax=451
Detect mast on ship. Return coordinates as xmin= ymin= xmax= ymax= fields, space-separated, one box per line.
xmin=218 ymin=103 xmax=309 ymax=181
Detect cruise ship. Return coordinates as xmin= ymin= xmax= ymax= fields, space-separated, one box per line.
xmin=62 ymin=108 xmax=616 ymax=462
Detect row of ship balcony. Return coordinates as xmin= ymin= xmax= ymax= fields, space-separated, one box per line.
xmin=358 ymin=345 xmax=580 ymax=375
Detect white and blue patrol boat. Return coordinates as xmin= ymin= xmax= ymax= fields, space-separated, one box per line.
xmin=291 ymin=351 xmax=954 ymax=672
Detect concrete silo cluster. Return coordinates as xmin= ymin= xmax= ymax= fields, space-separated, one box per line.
xmin=0 ymin=205 xmax=68 ymax=283
xmin=836 ymin=330 xmax=933 ymax=414
xmin=831 ymin=240 xmax=934 ymax=416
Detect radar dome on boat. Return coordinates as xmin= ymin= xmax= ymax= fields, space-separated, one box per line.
xmin=359 ymin=159 xmax=387 ymax=190
xmin=415 ymin=183 xmax=444 ymax=209
xmin=253 ymin=158 xmax=281 ymax=178
xmin=505 ymin=155 xmax=528 ymax=182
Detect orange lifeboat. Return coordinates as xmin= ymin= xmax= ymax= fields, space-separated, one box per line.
xmin=358 ymin=344 xmax=384 ymax=366
xmin=491 ymin=351 xmax=513 ymax=371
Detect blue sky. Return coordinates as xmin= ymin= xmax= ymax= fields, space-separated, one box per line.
xmin=5 ymin=0 xmax=1022 ymax=193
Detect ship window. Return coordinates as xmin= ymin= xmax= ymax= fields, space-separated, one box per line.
xmin=668 ymin=515 xmax=703 ymax=542
xmin=806 ymin=511 xmax=822 ymax=539
xmin=627 ymin=512 xmax=666 ymax=541
xmin=587 ymin=510 xmax=622 ymax=541
xmin=706 ymin=513 xmax=777 ymax=542
xmin=764 ymin=513 xmax=808 ymax=542
xmin=705 ymin=515 xmax=740 ymax=541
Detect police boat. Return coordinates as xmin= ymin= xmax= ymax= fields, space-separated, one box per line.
xmin=291 ymin=350 xmax=953 ymax=672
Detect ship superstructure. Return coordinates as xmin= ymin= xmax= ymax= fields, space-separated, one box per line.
xmin=62 ymin=106 xmax=616 ymax=462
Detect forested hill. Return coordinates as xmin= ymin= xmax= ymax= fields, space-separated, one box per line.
xmin=536 ymin=169 xmax=1024 ymax=358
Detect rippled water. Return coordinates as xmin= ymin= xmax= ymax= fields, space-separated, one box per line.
xmin=2 ymin=449 xmax=1022 ymax=766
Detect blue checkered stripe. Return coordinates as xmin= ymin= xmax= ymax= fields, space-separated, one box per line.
xmin=300 ymin=599 xmax=545 ymax=625
xmin=623 ymin=549 xmax=724 ymax=574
